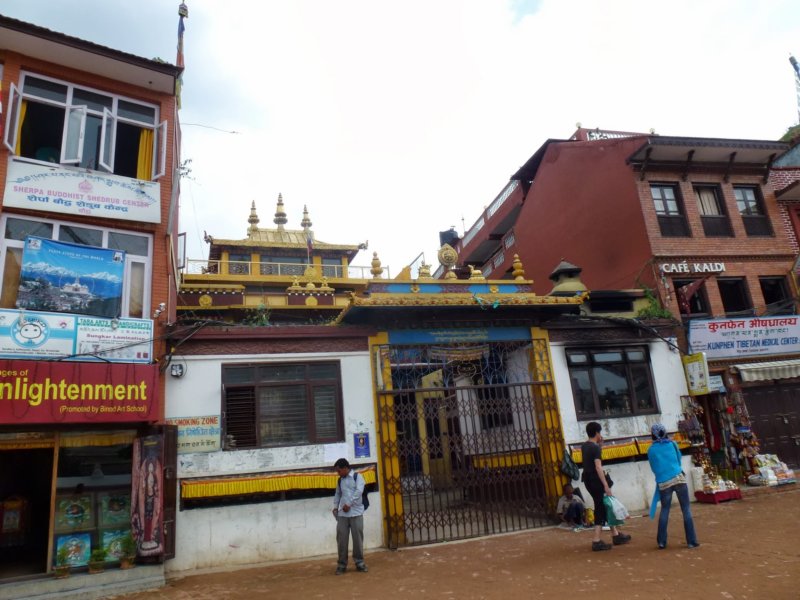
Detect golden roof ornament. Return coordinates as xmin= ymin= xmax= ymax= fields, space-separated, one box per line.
xmin=273 ymin=193 xmax=287 ymax=230
xmin=512 ymin=254 xmax=526 ymax=281
xmin=301 ymin=205 xmax=312 ymax=230
xmin=371 ymin=252 xmax=384 ymax=278
xmin=438 ymin=243 xmax=458 ymax=280
xmin=418 ymin=263 xmax=432 ymax=279
xmin=468 ymin=265 xmax=486 ymax=281
xmin=247 ymin=201 xmax=260 ymax=236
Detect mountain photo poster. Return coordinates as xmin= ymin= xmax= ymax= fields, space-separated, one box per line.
xmin=16 ymin=237 xmax=125 ymax=318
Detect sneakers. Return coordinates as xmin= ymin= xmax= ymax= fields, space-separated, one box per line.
xmin=658 ymin=543 xmax=666 ymax=549
xmin=592 ymin=540 xmax=612 ymax=551
xmin=335 ymin=567 xmax=346 ymax=576
xmin=612 ymin=533 xmax=631 ymax=545
xmin=687 ymin=542 xmax=701 ymax=549
xmin=356 ymin=564 xmax=369 ymax=572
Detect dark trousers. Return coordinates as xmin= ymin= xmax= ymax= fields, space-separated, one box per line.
xmin=336 ymin=515 xmax=365 ymax=569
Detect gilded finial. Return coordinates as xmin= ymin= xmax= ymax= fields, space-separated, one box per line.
xmin=512 ymin=254 xmax=526 ymax=281
xmin=371 ymin=252 xmax=384 ymax=279
xmin=468 ymin=265 xmax=486 ymax=281
xmin=247 ymin=201 xmax=260 ymax=235
xmin=418 ymin=263 xmax=432 ymax=279
xmin=273 ymin=193 xmax=287 ymax=230
xmin=301 ymin=205 xmax=312 ymax=230
xmin=438 ymin=243 xmax=458 ymax=280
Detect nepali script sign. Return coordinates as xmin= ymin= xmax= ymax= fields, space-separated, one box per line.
xmin=0 ymin=359 xmax=160 ymax=424
xmin=4 ymin=159 xmax=161 ymax=223
xmin=689 ymin=316 xmax=800 ymax=359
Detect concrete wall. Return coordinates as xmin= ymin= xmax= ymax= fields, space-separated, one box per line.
xmin=551 ymin=338 xmax=691 ymax=513
xmin=164 ymin=351 xmax=382 ymax=573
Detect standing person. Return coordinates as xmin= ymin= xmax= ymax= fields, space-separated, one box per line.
xmin=647 ymin=423 xmax=700 ymax=550
xmin=332 ymin=458 xmax=368 ymax=575
xmin=581 ymin=421 xmax=631 ymax=551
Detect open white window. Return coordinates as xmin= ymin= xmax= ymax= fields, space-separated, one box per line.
xmin=99 ymin=107 xmax=117 ymax=173
xmin=3 ymin=83 xmax=21 ymax=153
xmin=153 ymin=120 xmax=167 ymax=180
xmin=61 ymin=105 xmax=87 ymax=164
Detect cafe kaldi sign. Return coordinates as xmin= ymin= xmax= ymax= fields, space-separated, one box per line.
xmin=0 ymin=360 xmax=160 ymax=424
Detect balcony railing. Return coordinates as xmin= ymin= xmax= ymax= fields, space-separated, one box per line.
xmin=184 ymin=259 xmax=389 ymax=279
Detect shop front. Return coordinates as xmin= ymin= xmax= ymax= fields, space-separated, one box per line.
xmin=0 ymin=359 xmax=172 ymax=581
xmin=686 ymin=317 xmax=800 ymax=485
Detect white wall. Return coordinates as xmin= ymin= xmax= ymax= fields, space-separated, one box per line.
xmin=551 ymin=339 xmax=691 ymax=513
xmin=164 ymin=351 xmax=382 ymax=573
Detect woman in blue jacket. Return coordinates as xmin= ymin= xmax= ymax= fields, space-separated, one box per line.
xmin=647 ymin=423 xmax=700 ymax=550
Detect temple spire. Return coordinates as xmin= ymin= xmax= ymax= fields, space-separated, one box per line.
xmin=301 ymin=205 xmax=312 ymax=231
xmin=273 ymin=193 xmax=287 ymax=230
xmin=247 ymin=201 xmax=259 ymax=236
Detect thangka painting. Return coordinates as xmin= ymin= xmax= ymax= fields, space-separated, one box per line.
xmin=16 ymin=236 xmax=125 ymax=318
xmin=54 ymin=493 xmax=94 ymax=532
xmin=99 ymin=491 xmax=131 ymax=527
xmin=55 ymin=532 xmax=91 ymax=567
xmin=101 ymin=528 xmax=131 ymax=560
xmin=131 ymin=435 xmax=164 ymax=557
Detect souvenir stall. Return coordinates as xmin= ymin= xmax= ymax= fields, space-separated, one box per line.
xmin=677 ymin=393 xmax=741 ymax=503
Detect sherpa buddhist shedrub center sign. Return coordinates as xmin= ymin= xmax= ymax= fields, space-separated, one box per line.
xmin=0 ymin=360 xmax=160 ymax=424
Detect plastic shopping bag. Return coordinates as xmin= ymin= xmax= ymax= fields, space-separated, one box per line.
xmin=603 ymin=495 xmax=627 ymax=526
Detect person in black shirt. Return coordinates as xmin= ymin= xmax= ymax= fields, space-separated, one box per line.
xmin=581 ymin=421 xmax=631 ymax=551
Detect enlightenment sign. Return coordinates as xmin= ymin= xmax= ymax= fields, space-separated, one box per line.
xmin=0 ymin=360 xmax=160 ymax=424
xmin=688 ymin=317 xmax=800 ymax=359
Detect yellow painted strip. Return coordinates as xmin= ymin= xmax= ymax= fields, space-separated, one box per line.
xmin=181 ymin=466 xmax=376 ymax=499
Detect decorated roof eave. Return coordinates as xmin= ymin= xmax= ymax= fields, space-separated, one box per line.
xmin=210 ymin=238 xmax=360 ymax=252
xmin=179 ymin=283 xmax=246 ymax=291
xmin=334 ymin=292 xmax=588 ymax=325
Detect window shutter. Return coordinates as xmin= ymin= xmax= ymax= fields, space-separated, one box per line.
xmin=224 ymin=386 xmax=257 ymax=448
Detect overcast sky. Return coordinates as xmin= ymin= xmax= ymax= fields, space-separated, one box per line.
xmin=4 ymin=0 xmax=800 ymax=277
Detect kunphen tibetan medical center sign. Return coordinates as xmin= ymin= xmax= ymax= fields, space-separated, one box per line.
xmin=689 ymin=317 xmax=800 ymax=359
xmin=4 ymin=160 xmax=161 ymax=223
xmin=0 ymin=360 xmax=160 ymax=424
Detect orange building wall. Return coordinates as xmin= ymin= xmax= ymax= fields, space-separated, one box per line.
xmin=0 ymin=50 xmax=180 ymax=419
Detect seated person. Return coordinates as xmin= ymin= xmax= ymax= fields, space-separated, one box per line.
xmin=556 ymin=483 xmax=587 ymax=527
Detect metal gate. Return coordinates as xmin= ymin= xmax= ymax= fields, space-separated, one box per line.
xmin=375 ymin=336 xmax=564 ymax=547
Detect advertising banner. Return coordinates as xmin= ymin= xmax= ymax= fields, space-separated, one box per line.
xmin=4 ymin=159 xmax=161 ymax=223
xmin=0 ymin=309 xmax=152 ymax=363
xmin=17 ymin=237 xmax=125 ymax=318
xmin=689 ymin=316 xmax=800 ymax=359
xmin=165 ymin=416 xmax=221 ymax=454
xmin=682 ymin=352 xmax=710 ymax=396
xmin=0 ymin=359 xmax=160 ymax=424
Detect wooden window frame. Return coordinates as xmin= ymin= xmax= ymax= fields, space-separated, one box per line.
xmin=566 ymin=346 xmax=659 ymax=420
xmin=222 ymin=361 xmax=345 ymax=450
xmin=650 ymin=183 xmax=690 ymax=237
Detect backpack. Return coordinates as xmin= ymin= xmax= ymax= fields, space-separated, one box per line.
xmin=339 ymin=471 xmax=370 ymax=510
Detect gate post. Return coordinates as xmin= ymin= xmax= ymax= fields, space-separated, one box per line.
xmin=369 ymin=334 xmax=406 ymax=547
xmin=529 ymin=328 xmax=568 ymax=513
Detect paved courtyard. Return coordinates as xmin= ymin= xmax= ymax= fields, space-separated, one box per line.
xmin=115 ymin=487 xmax=799 ymax=600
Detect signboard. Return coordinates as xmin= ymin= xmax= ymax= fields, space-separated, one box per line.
xmin=0 ymin=359 xmax=160 ymax=424
xmin=660 ymin=262 xmax=725 ymax=274
xmin=4 ymin=159 xmax=161 ymax=223
xmin=682 ymin=352 xmax=710 ymax=396
xmin=389 ymin=327 xmax=530 ymax=344
xmin=17 ymin=237 xmax=125 ymax=318
xmin=689 ymin=317 xmax=800 ymax=359
xmin=0 ymin=309 xmax=152 ymax=363
xmin=165 ymin=416 xmax=221 ymax=454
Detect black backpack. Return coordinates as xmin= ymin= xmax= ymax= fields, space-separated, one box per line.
xmin=339 ymin=471 xmax=370 ymax=510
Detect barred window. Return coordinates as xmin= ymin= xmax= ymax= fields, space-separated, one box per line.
xmin=222 ymin=362 xmax=344 ymax=449
xmin=566 ymin=347 xmax=658 ymax=419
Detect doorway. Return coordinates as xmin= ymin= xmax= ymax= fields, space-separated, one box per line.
xmin=0 ymin=449 xmax=54 ymax=579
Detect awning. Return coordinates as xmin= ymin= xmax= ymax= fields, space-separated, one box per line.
xmin=734 ymin=359 xmax=800 ymax=382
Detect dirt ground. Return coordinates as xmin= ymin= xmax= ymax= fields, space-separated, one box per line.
xmin=116 ymin=487 xmax=799 ymax=600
